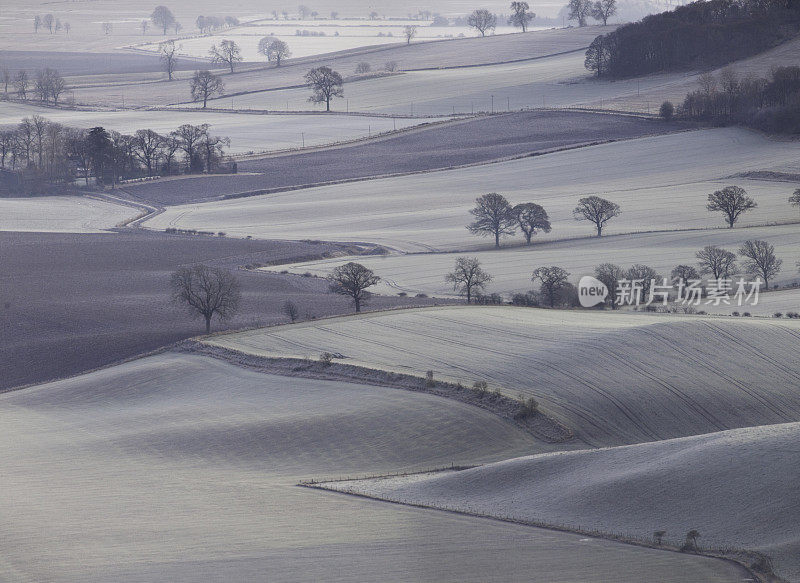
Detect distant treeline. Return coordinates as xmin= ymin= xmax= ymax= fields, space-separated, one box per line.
xmin=585 ymin=0 xmax=800 ymax=78
xmin=0 ymin=116 xmax=234 ymax=195
xmin=679 ymin=66 xmax=800 ymax=133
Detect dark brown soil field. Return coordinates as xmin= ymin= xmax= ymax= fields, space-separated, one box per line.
xmin=0 ymin=230 xmax=431 ymax=390
xmin=121 ymin=111 xmax=690 ymax=206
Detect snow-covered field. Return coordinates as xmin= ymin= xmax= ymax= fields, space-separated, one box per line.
xmin=208 ymin=306 xmax=800 ymax=446
xmin=323 ymin=421 xmax=800 ymax=582
xmin=0 ymin=351 xmax=746 ymax=582
xmin=0 ymin=195 xmax=137 ymax=232
xmin=137 ymin=20 xmax=529 ymax=62
xmin=273 ymin=225 xmax=800 ymax=297
xmin=145 ymin=128 xmax=800 ymax=251
xmin=0 ymin=102 xmax=442 ymax=155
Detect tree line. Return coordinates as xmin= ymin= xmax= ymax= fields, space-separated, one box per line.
xmin=676 ymin=66 xmax=800 ymax=134
xmin=33 ymin=14 xmax=70 ymax=34
xmin=0 ymin=116 xmax=232 ymax=194
xmin=2 ymin=68 xmax=67 ymax=105
xmin=584 ymin=0 xmax=800 ymax=78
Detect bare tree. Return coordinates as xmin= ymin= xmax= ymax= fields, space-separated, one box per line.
xmin=101 ymin=22 xmax=113 ymax=35
xmin=159 ymin=41 xmax=180 ymax=80
xmin=585 ymin=35 xmax=610 ymax=77
xmin=789 ymin=188 xmax=800 ymax=215
xmin=170 ymin=264 xmax=241 ymax=333
xmin=573 ymin=195 xmax=621 ymax=236
xmin=696 ymin=245 xmax=737 ymax=279
xmin=512 ymin=202 xmax=551 ymax=244
xmin=404 ymin=25 xmax=418 ymax=44
xmin=653 ymin=530 xmax=666 ymax=546
xmin=446 ymin=257 xmax=492 ymax=304
xmin=283 ymin=300 xmax=299 ymax=322
xmin=172 ymin=123 xmax=209 ymax=171
xmin=739 ymin=240 xmax=782 ymax=289
xmin=568 ymin=0 xmax=593 ymax=26
xmin=625 ymin=264 xmax=660 ymax=302
xmin=55 ymin=19 xmax=62 ymax=33
xmin=298 ymin=5 xmax=311 ymax=19
xmin=671 ymin=264 xmax=700 ymax=285
xmin=327 ymin=262 xmax=380 ymax=312
xmin=508 ymin=1 xmax=534 ymax=31
xmin=594 ymin=263 xmax=625 ymax=308
xmin=189 ymin=70 xmax=223 ymax=108
xmin=591 ymin=0 xmax=617 ymax=24
xmin=707 ymin=185 xmax=756 ymax=228
xmin=161 ymin=134 xmax=181 ymax=175
xmin=200 ymin=132 xmax=229 ymax=173
xmin=42 ymin=14 xmax=54 ymax=33
xmin=355 ymin=62 xmax=371 ymax=74
xmin=468 ymin=192 xmax=516 ymax=248
xmin=532 ymin=266 xmax=570 ymax=307
xmin=151 ymin=6 xmax=176 ymax=35
xmin=683 ymin=530 xmax=701 ymax=552
xmin=259 ymin=38 xmax=291 ymax=66
xmin=13 ymin=71 xmax=29 ymax=99
xmin=64 ymin=22 xmax=71 ymax=35
xmin=209 ymin=40 xmax=242 ymax=73
xmin=141 ymin=20 xmax=150 ymax=35
xmin=468 ymin=9 xmax=497 ymax=36
xmin=305 ymin=66 xmax=343 ymax=112
xmin=1 ymin=69 xmax=9 ymax=95
xmin=34 ymin=15 xmax=41 ymax=33
xmin=132 ymin=129 xmax=164 ymax=176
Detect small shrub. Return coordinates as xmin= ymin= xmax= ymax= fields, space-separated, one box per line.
xmin=319 ymin=352 xmax=333 ymax=366
xmin=732 ymin=311 xmax=740 ymax=316
xmin=653 ymin=530 xmax=666 ymax=546
xmin=425 ymin=370 xmax=435 ymax=387
xmin=787 ymin=311 xmax=800 ymax=319
xmin=355 ymin=62 xmax=371 ymax=74
xmin=397 ymin=292 xmax=407 ymax=297
xmin=743 ymin=312 xmax=751 ymax=317
xmin=511 ymin=291 xmax=538 ymax=307
xmin=217 ymin=232 xmax=226 ymax=237
xmin=415 ymin=293 xmax=428 ymax=298
xmin=774 ymin=312 xmax=783 ymax=318
xmin=385 ymin=60 xmax=398 ymax=72
xmin=472 ymin=380 xmax=488 ymax=396
xmin=515 ymin=393 xmax=539 ymax=418
xmin=302 ymin=272 xmax=313 ymax=277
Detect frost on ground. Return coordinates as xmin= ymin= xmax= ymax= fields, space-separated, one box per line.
xmin=207 ymin=305 xmax=800 ymax=446
xmin=320 ymin=421 xmax=800 ymax=582
xmin=0 ymin=195 xmax=137 ymax=233
xmin=0 ymin=102 xmax=438 ymax=155
xmin=145 ymin=128 xmax=800 ymax=250
xmin=274 ymin=223 xmax=800 ymax=296
xmin=0 ymin=351 xmax=746 ymax=582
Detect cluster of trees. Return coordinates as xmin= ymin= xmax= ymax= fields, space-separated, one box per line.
xmin=257 ymin=38 xmax=291 ymax=66
xmin=679 ymin=66 xmax=800 ymax=134
xmin=466 ymin=193 xmax=624 ymax=248
xmin=33 ymin=14 xmax=70 ymax=34
xmin=0 ymin=116 xmax=233 ymax=194
xmin=584 ymin=0 xmax=800 ymax=78
xmin=2 ymin=68 xmax=66 ymax=104
xmin=195 ymin=15 xmax=240 ymax=33
xmin=567 ymin=0 xmax=617 ymax=26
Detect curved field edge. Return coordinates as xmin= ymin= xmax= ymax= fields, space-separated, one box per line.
xmin=302 ymin=480 xmax=771 ymax=582
xmin=182 ymin=340 xmax=574 ymax=445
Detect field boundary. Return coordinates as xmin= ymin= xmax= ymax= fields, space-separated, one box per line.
xmin=299 ymin=479 xmax=779 ymax=583
xmin=181 ymin=340 xmax=575 ymax=444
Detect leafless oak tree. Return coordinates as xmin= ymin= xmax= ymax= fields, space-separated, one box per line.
xmin=532 ymin=266 xmax=570 ymax=307
xmin=739 ymin=240 xmax=782 ymax=289
xmin=189 ymin=70 xmax=223 ymax=108
xmin=159 ymin=41 xmax=180 ymax=80
xmin=707 ymin=185 xmax=756 ymax=228
xmin=404 ymin=25 xmax=418 ymax=44
xmin=512 ymin=202 xmax=551 ymax=244
xmin=327 ymin=262 xmax=380 ymax=313
xmin=468 ymin=192 xmax=516 ymax=248
xmin=305 ymin=66 xmax=343 ymax=112
xmin=468 ymin=9 xmax=497 ymax=36
xmin=171 ymin=264 xmax=241 ymax=333
xmin=508 ymin=2 xmax=534 ymax=31
xmin=696 ymin=245 xmax=737 ymax=279
xmin=209 ymin=40 xmax=243 ymax=73
xmin=573 ymin=195 xmax=621 ymax=236
xmin=151 ymin=5 xmax=176 ymax=35
xmin=446 ymin=257 xmax=492 ymax=304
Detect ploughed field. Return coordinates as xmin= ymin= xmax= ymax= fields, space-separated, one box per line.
xmin=0 ymin=231 xmax=434 ymax=390
xmin=125 ymin=110 xmax=687 ymax=205
xmin=0 ymin=351 xmax=751 ymax=582
xmin=207 ymin=306 xmax=800 ymax=446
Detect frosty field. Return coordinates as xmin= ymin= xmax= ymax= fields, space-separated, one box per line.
xmin=208 ymin=306 xmax=800 ymax=446
xmin=0 ymin=195 xmax=137 ymax=233
xmin=145 ymin=127 xmax=800 ymax=251
xmin=0 ymin=351 xmax=748 ymax=582
xmin=0 ymin=102 xmax=438 ymax=155
xmin=323 ymin=421 xmax=800 ymax=581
